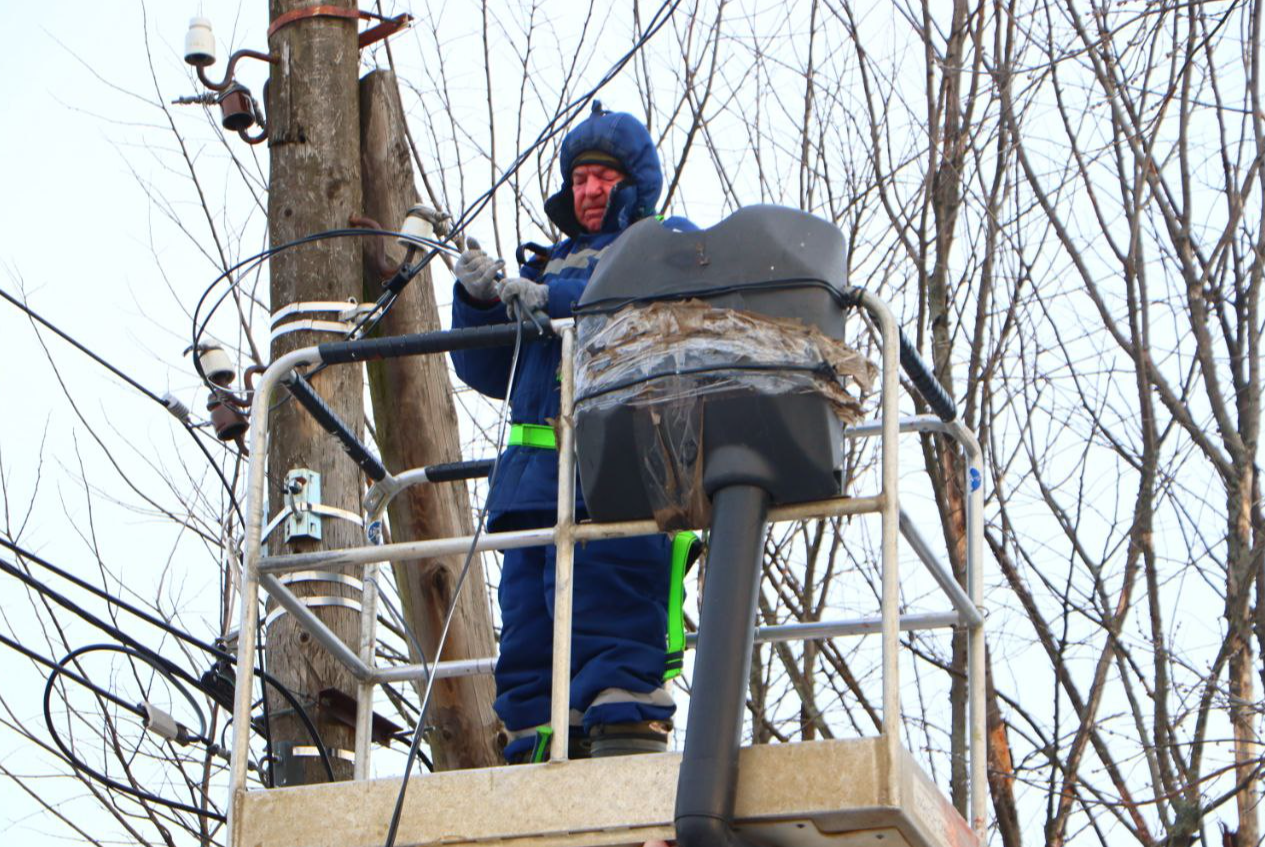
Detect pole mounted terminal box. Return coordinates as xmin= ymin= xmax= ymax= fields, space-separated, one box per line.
xmin=284 ymin=469 xmax=322 ymax=543
xmin=573 ymin=205 xmax=871 ymax=530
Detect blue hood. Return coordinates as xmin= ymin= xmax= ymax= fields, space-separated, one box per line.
xmin=544 ymin=106 xmax=663 ymax=238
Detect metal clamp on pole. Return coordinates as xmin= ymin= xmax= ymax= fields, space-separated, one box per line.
xmin=272 ymin=741 xmax=356 ymax=788
xmin=261 ymin=505 xmax=366 ymax=543
xmin=271 ymin=301 xmax=377 ymax=342
xmin=264 ymin=595 xmax=363 ymax=628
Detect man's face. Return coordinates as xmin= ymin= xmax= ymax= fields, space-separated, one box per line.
xmin=572 ymin=164 xmax=626 ymax=233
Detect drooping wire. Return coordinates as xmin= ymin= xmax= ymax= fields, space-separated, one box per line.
xmin=190 ymin=227 xmax=459 ymax=378
xmin=0 ymin=543 xmax=335 ymax=780
xmin=382 ymin=315 xmax=530 ymax=847
xmin=0 ymin=286 xmax=245 ymax=526
xmin=0 ymin=631 xmax=149 ymax=721
xmin=2 ymin=629 xmax=225 ymax=818
xmin=43 ymin=643 xmax=225 ymax=822
xmin=190 ymin=0 xmax=684 ymax=357
xmin=360 ymin=0 xmax=685 ymax=336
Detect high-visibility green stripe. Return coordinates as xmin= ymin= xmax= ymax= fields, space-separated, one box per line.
xmin=508 ymin=423 xmax=557 ymax=450
xmin=529 ymin=726 xmax=554 ymax=763
xmin=663 ymin=531 xmax=696 ymax=682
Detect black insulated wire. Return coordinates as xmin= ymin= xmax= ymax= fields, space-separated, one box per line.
xmin=191 ymin=226 xmax=459 ymax=382
xmin=282 ymin=372 xmax=388 ymax=481
xmin=0 ymin=545 xmax=335 ymax=781
xmin=0 ymin=286 xmax=246 ymax=523
xmin=43 ymin=645 xmax=226 ymax=822
xmin=0 ymin=631 xmax=146 ymax=720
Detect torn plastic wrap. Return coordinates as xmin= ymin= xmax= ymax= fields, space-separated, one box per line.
xmin=575 ymin=301 xmax=875 ymax=530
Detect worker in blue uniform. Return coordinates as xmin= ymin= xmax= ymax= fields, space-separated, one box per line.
xmin=450 ymin=104 xmax=696 ymax=764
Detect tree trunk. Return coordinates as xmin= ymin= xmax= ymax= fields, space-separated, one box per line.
xmin=263 ymin=0 xmax=365 ymax=785
xmin=1226 ymin=472 xmax=1260 ymax=847
xmin=984 ymin=650 xmax=1023 ymax=847
xmin=358 ymin=69 xmax=502 ymax=770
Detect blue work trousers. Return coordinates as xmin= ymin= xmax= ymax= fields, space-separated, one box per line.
xmin=495 ymin=523 xmax=675 ymax=761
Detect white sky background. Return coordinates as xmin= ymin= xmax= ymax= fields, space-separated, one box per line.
xmin=0 ymin=1 xmax=1251 ymax=845
xmin=0 ymin=5 xmax=257 ymax=841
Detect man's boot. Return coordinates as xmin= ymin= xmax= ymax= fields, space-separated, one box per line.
xmin=506 ymin=726 xmax=592 ymax=763
xmin=588 ymin=720 xmax=672 ymax=757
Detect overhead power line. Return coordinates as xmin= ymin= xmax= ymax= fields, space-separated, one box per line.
xmin=0 ymin=540 xmax=335 ymax=781
xmin=191 ymin=0 xmax=685 ymax=352
xmin=0 ymin=286 xmax=245 ymax=523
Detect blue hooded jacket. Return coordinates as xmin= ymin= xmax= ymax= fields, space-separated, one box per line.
xmin=450 ymin=107 xmax=695 ymax=527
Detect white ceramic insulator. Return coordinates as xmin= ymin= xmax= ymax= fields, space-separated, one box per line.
xmin=185 ymin=17 xmax=216 ymax=67
xmin=161 ymin=392 xmax=191 ymax=423
xmin=198 ymin=345 xmax=236 ymax=385
xmin=397 ymin=209 xmax=435 ymax=248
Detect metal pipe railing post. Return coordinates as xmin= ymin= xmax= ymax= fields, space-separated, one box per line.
xmin=549 ymin=326 xmax=577 ymax=761
xmin=353 ymin=561 xmax=380 ymax=779
xmin=950 ymin=420 xmax=988 ymax=841
xmin=860 ymin=291 xmax=903 ymax=801
xmin=226 ymin=346 xmax=321 ymax=846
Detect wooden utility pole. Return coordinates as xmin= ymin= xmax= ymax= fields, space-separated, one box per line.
xmin=263 ymin=0 xmax=364 ymax=784
xmin=358 ymin=69 xmax=501 ymax=769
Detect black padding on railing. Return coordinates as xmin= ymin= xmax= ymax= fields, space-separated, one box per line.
xmin=318 ymin=321 xmax=550 ymax=365
xmin=283 ymin=373 xmax=388 ymax=481
xmin=425 ymin=459 xmax=495 ymax=483
xmin=897 ymin=331 xmax=957 ymax=422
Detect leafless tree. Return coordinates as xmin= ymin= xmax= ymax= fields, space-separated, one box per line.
xmin=5 ymin=2 xmax=1265 ymax=846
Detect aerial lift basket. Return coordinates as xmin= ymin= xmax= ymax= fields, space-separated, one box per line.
xmin=224 ymin=206 xmax=987 ymax=847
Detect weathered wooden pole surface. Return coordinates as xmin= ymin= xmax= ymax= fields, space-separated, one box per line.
xmin=358 ymin=68 xmax=501 ymax=770
xmin=264 ymin=0 xmax=364 ymax=784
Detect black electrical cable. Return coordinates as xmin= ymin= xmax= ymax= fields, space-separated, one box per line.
xmin=0 ymin=545 xmax=335 ymax=780
xmin=43 ymin=644 xmax=226 ymax=822
xmin=0 ymin=289 xmax=278 ymax=779
xmin=0 ymin=286 xmax=246 ymax=525
xmin=0 ymin=545 xmax=327 ymax=778
xmin=193 ymin=0 xmax=684 ymax=356
xmin=0 ymin=630 xmax=146 ymax=720
xmin=382 ymin=315 xmax=531 ymax=847
xmin=43 ymin=643 xmax=210 ymax=746
xmin=0 ymin=288 xmax=165 ymax=404
xmin=190 ymin=227 xmax=458 ymax=377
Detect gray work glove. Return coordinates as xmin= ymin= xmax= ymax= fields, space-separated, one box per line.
xmin=497 ymin=277 xmax=549 ymax=321
xmin=454 ymin=247 xmax=504 ymax=301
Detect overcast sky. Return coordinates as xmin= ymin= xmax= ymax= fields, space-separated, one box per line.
xmin=0 ymin=4 xmax=283 ymax=839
